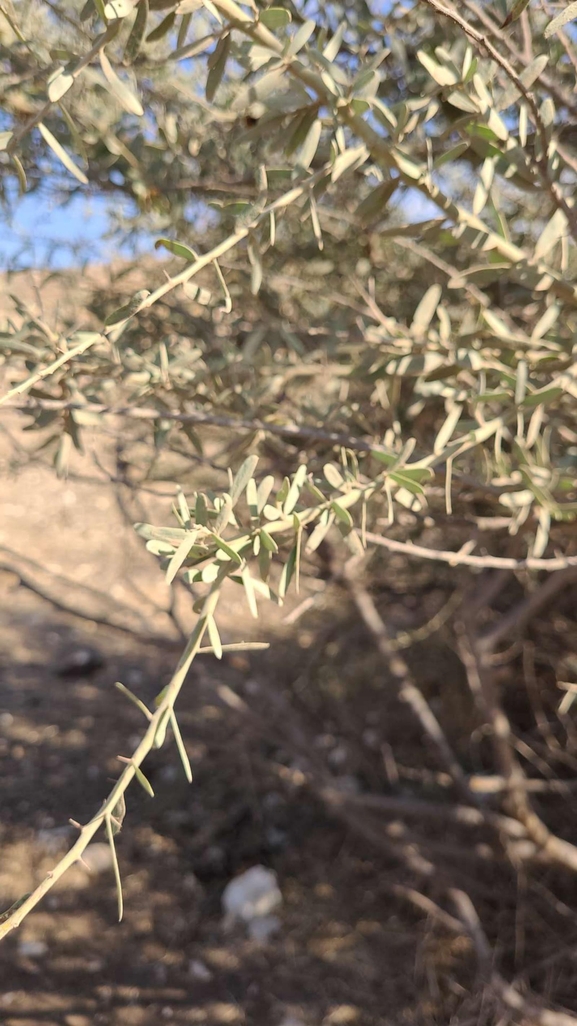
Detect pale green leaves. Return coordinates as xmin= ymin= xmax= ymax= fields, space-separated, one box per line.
xmin=417 ymin=49 xmax=459 ymax=87
xmin=104 ymin=0 xmax=136 ymax=17
xmin=100 ymin=50 xmax=143 ymax=115
xmin=545 ymin=1 xmax=577 ymax=36
xmin=502 ymin=0 xmax=531 ymax=28
xmin=38 ymin=122 xmax=88 ymax=184
xmin=259 ymin=7 xmax=291 ymax=29
xmin=47 ymin=67 xmax=75 ymax=103
xmin=411 ymin=285 xmax=442 ymax=336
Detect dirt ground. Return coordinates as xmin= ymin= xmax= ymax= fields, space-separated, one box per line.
xmin=0 ymin=411 xmax=470 ymax=1026
xmin=4 ymin=274 xmax=577 ymax=1026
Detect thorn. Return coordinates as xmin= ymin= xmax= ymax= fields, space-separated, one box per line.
xmin=69 ymin=819 xmax=82 ymax=830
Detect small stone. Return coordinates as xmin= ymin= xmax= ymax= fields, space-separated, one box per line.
xmin=222 ymin=866 xmax=282 ymax=925
xmin=188 ymin=959 xmax=213 ymax=981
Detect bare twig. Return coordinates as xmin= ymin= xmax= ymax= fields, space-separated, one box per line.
xmin=450 ymin=889 xmax=577 ymax=1026
xmin=456 ymin=618 xmax=577 ymax=874
xmin=364 ymin=531 xmax=577 ymax=572
xmin=418 ymin=0 xmax=577 ymax=242
xmin=478 ymin=567 xmax=577 ymax=650
xmin=3 ymin=396 xmax=394 ymax=452
xmin=341 ymin=556 xmax=473 ymax=801
xmin=0 ymin=574 xmax=225 ymax=938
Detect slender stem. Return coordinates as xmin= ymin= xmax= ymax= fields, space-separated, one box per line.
xmin=0 ymin=585 xmax=220 ymax=938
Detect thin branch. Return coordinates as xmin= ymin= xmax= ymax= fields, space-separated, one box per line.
xmin=418 ymin=0 xmax=577 ymax=242
xmin=450 ymin=889 xmax=577 ymax=1026
xmin=0 ymin=575 xmax=226 ymax=938
xmin=320 ymin=787 xmax=527 ymax=838
xmin=6 ymin=23 xmax=120 ymax=154
xmin=364 ymin=531 xmax=577 ymax=572
xmin=460 ymin=0 xmax=577 ymax=116
xmin=456 ymin=619 xmax=577 ymax=875
xmin=479 ymin=566 xmax=577 ymax=650
xmin=2 ymin=397 xmax=398 ymax=453
xmin=341 ymin=556 xmax=474 ymax=802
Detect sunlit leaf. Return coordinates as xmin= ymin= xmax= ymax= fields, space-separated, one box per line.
xmin=38 ymin=122 xmax=88 ymax=184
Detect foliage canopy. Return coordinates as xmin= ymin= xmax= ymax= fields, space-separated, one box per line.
xmin=2 ymin=1 xmax=577 ymax=986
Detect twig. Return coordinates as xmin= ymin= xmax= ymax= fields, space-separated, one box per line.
xmin=450 ymin=889 xmax=577 ymax=1026
xmin=0 ymin=574 xmax=227 ymax=938
xmin=418 ymin=0 xmax=577 ymax=242
xmin=459 ymin=0 xmax=577 ymax=117
xmin=456 ymin=619 xmax=577 ymax=874
xmin=478 ymin=567 xmax=577 ymax=650
xmin=6 ymin=24 xmax=120 ymax=154
xmin=341 ymin=556 xmax=474 ymax=802
xmin=1 ymin=397 xmax=402 ymax=454
xmin=364 ymin=531 xmax=577 ymax=572
xmin=320 ymin=787 xmax=527 ymax=838
xmin=0 ymin=332 xmax=107 ymax=409
xmin=0 ymin=169 xmax=329 ymax=408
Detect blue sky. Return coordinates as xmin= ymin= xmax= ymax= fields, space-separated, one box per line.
xmin=0 ymin=192 xmax=114 ymax=270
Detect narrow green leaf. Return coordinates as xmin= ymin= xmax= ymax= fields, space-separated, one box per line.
xmin=260 ymin=6 xmax=291 ymax=28
xmin=331 ymin=144 xmax=369 ymax=183
xmin=47 ymin=67 xmax=74 ymax=102
xmin=544 ymin=0 xmax=577 ymax=36
xmin=105 ymin=814 xmax=124 ymax=922
xmin=146 ymin=10 xmax=175 ymax=40
xmin=434 ymin=405 xmax=463 ymax=454
xmin=210 ymin=533 xmax=242 ymax=564
xmin=323 ymin=21 xmax=345 ymax=62
xmin=324 ymin=463 xmax=344 ymax=489
xmin=283 ymin=463 xmax=307 ymax=515
xmin=417 ymin=49 xmax=458 ymax=87
xmin=207 ymin=614 xmax=223 ymax=658
xmin=534 ymin=209 xmax=568 ymax=261
xmin=257 ymin=475 xmax=275 ymax=512
xmin=124 ymin=0 xmax=149 ymax=62
xmin=298 ymin=118 xmax=322 ymax=170
xmin=259 ymin=528 xmax=278 ymax=553
xmin=100 ymin=50 xmax=144 ymax=115
xmin=170 ymin=711 xmax=193 ymax=782
xmin=134 ymin=764 xmax=155 ymax=797
xmin=248 ymin=238 xmax=263 ymax=296
xmin=11 ymin=154 xmax=27 ymax=194
xmin=115 ymin=681 xmax=152 ymax=720
xmin=212 ymin=495 xmax=233 ymax=535
xmin=166 ymin=530 xmax=198 ymax=584
xmin=305 ymin=506 xmax=332 ymax=554
xmin=195 ymin=493 xmax=208 ymax=525
xmin=38 ymin=122 xmax=88 ymax=184
xmin=279 ymin=544 xmax=297 ymax=599
xmin=155 ymin=237 xmax=197 ymax=260
xmin=331 ymin=500 xmax=353 ymax=527
xmin=411 ymin=284 xmax=442 ymax=334
xmin=355 ymin=179 xmax=397 ymax=225
xmin=287 ymin=18 xmax=315 ymax=57
xmin=231 ymin=455 xmax=259 ymax=505
xmin=241 ymin=567 xmax=258 ymax=618
xmin=206 ymin=32 xmax=230 ymax=102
